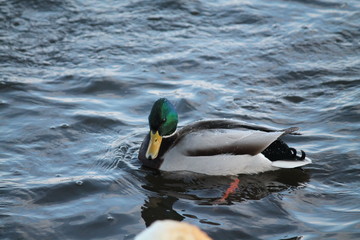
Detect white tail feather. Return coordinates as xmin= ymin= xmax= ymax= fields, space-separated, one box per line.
xmin=271 ymin=157 xmax=312 ymax=168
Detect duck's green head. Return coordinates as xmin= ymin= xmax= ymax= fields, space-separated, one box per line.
xmin=146 ymin=98 xmax=178 ymax=159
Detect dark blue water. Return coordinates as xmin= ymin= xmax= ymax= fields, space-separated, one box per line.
xmin=1 ymin=0 xmax=360 ymax=239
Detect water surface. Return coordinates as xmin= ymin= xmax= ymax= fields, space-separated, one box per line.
xmin=1 ymin=0 xmax=360 ymax=239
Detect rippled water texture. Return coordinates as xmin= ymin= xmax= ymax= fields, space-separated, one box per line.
xmin=1 ymin=0 xmax=360 ymax=239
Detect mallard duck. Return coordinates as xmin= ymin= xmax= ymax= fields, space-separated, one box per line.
xmin=135 ymin=220 xmax=212 ymax=240
xmin=138 ymin=98 xmax=311 ymax=176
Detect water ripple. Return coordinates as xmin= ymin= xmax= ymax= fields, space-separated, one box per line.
xmin=1 ymin=0 xmax=360 ymax=239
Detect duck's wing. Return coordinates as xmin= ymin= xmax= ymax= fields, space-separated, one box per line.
xmin=175 ymin=121 xmax=298 ymax=156
xmin=177 ymin=119 xmax=300 ymax=136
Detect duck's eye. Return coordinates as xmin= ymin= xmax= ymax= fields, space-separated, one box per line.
xmin=162 ymin=118 xmax=166 ymax=123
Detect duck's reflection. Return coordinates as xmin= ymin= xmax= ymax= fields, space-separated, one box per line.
xmin=140 ymin=168 xmax=310 ymax=226
xmin=141 ymin=196 xmax=184 ymax=227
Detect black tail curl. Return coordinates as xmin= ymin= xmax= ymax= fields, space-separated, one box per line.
xmin=262 ymin=140 xmax=306 ymax=162
xmin=289 ymin=148 xmax=306 ymax=160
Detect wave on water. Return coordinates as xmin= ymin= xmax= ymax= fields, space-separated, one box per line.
xmin=1 ymin=0 xmax=360 ymax=239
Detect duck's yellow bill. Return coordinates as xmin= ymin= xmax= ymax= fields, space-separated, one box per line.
xmin=146 ymin=131 xmax=162 ymax=160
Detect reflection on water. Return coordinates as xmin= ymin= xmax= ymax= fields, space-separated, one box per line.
xmin=140 ymin=168 xmax=310 ymax=227
xmin=142 ymin=196 xmax=184 ymax=227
